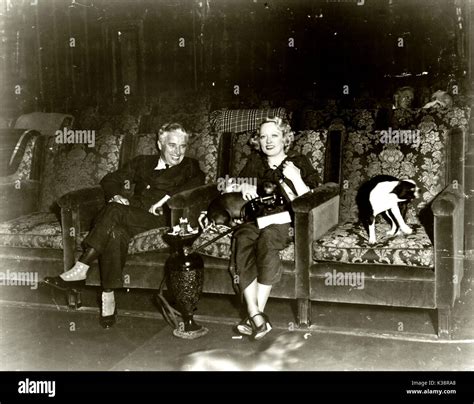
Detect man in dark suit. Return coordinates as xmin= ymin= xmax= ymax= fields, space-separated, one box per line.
xmin=45 ymin=123 xmax=205 ymax=327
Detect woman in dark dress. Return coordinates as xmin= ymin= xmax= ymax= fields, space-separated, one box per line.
xmin=234 ymin=116 xmax=319 ymax=339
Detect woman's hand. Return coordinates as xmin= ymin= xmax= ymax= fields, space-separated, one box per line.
xmin=282 ymin=161 xmax=302 ymax=183
xmin=282 ymin=162 xmax=310 ymax=196
xmin=240 ymin=183 xmax=258 ymax=201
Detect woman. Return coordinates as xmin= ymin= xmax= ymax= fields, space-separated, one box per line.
xmin=234 ymin=116 xmax=319 ymax=339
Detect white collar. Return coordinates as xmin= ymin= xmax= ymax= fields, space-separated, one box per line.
xmin=154 ymin=157 xmax=168 ymax=170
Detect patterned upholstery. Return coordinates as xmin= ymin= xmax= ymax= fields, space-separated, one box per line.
xmin=339 ymin=114 xmax=451 ymax=224
xmin=313 ymin=107 xmax=470 ymax=269
xmin=0 ymin=134 xmax=39 ymax=184
xmin=0 ymin=213 xmax=63 ymax=249
xmin=38 ymin=132 xmax=126 ymax=212
xmin=0 ymin=211 xmax=170 ymax=254
xmin=313 ymin=222 xmax=434 ymax=268
xmin=293 ymin=130 xmax=328 ymax=185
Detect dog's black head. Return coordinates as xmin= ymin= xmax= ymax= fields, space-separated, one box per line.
xmin=393 ymin=179 xmax=420 ymax=202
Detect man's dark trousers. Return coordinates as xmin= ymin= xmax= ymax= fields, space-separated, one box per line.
xmin=83 ymin=202 xmax=166 ymax=289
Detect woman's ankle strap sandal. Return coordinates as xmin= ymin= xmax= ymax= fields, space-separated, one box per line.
xmin=235 ymin=317 xmax=253 ymax=336
xmin=250 ymin=312 xmax=272 ymax=340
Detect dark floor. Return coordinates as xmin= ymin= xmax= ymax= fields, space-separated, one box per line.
xmin=0 ymin=261 xmax=472 ymax=371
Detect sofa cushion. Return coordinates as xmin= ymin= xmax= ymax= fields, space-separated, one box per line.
xmin=127 ymin=227 xmax=169 ymax=254
xmin=0 ymin=212 xmax=63 ymax=249
xmin=38 ymin=132 xmax=125 ymax=212
xmin=132 ymin=130 xmax=221 ymax=184
xmin=193 ymin=227 xmax=295 ymax=261
xmin=313 ymin=221 xmax=434 ymax=268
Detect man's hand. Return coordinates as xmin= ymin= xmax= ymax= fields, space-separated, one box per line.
xmin=149 ymin=195 xmax=171 ymax=216
xmin=110 ymin=195 xmax=130 ymax=205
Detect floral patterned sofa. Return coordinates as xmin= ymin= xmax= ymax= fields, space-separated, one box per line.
xmin=0 ymin=114 xmax=141 ymax=281
xmin=296 ymin=106 xmax=470 ymax=338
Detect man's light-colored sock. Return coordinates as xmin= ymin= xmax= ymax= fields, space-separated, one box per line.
xmin=59 ymin=261 xmax=89 ymax=281
xmin=102 ymin=291 xmax=115 ymax=317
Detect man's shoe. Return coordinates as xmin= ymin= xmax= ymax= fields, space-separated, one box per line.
xmin=43 ymin=276 xmax=85 ymax=291
xmin=100 ymin=310 xmax=117 ymax=329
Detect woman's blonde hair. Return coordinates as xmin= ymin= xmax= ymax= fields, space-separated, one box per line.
xmin=249 ymin=116 xmax=294 ymax=153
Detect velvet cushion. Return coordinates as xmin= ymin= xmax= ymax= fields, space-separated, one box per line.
xmin=38 ymin=132 xmax=125 ymax=212
xmin=313 ymin=221 xmax=434 ymax=268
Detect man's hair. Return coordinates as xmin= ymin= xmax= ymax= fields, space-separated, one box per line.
xmin=157 ymin=122 xmax=189 ymax=143
xmin=249 ymin=116 xmax=294 ymax=153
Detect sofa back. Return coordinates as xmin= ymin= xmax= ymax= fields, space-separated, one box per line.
xmin=338 ymin=107 xmax=470 ymax=224
xmin=14 ymin=112 xmax=74 ymax=137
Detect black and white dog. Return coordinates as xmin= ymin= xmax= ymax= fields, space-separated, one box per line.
xmin=356 ymin=175 xmax=420 ymax=244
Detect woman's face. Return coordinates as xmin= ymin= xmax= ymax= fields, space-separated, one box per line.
xmin=259 ymin=122 xmax=285 ymax=157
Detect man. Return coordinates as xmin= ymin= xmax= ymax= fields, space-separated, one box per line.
xmin=44 ymin=123 xmax=205 ymax=328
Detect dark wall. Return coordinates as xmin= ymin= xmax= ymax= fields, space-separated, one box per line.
xmin=0 ymin=0 xmax=470 ymax=117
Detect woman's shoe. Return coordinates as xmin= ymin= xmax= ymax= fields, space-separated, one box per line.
xmin=250 ymin=312 xmax=272 ymax=340
xmin=235 ymin=317 xmax=253 ymax=336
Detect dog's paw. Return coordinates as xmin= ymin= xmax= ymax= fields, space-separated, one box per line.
xmin=386 ymin=228 xmax=397 ymax=236
xmin=400 ymin=226 xmax=412 ymax=235
xmin=368 ymin=237 xmax=376 ymax=244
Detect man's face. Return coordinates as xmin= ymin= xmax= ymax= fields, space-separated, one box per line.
xmin=158 ymin=131 xmax=187 ymax=166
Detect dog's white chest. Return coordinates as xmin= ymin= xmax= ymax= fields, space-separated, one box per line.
xmin=369 ymin=181 xmax=400 ymax=215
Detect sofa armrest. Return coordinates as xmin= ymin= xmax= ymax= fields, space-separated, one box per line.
xmin=292 ymin=182 xmax=340 ymax=213
xmin=57 ymin=186 xmax=105 ymax=209
xmin=0 ymin=180 xmax=40 ymax=221
xmin=58 ymin=186 xmax=106 ymax=271
xmin=168 ymin=183 xmax=221 ymax=226
xmin=431 ymin=184 xmax=464 ymax=307
xmin=58 ymin=186 xmax=105 ymax=245
xmin=293 ymin=183 xmax=340 ymax=301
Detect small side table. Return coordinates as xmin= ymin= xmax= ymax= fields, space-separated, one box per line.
xmin=163 ymin=232 xmax=209 ymax=339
